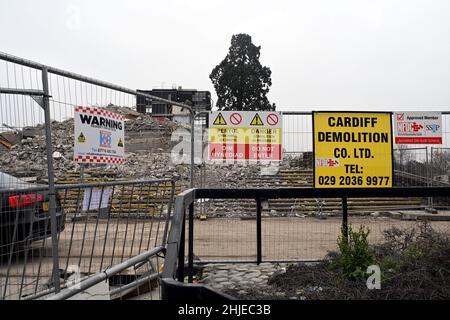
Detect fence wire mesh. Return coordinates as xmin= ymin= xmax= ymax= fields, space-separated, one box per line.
xmin=0 ymin=179 xmax=174 ymax=300
xmin=189 ymin=197 xmax=450 ymax=263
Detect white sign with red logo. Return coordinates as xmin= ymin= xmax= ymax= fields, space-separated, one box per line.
xmin=394 ymin=112 xmax=442 ymax=144
xmin=315 ymin=158 xmax=340 ymax=168
xmin=208 ymin=111 xmax=282 ymax=161
xmin=74 ymin=106 xmax=125 ymax=164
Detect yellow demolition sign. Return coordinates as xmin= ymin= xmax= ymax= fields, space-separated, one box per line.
xmin=313 ymin=112 xmax=393 ymax=188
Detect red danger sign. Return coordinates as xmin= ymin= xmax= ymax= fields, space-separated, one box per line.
xmin=266 ymin=113 xmax=279 ymax=126
xmin=229 ymin=113 xmax=242 ymax=125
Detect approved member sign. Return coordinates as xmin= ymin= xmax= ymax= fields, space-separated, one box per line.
xmin=313 ymin=112 xmax=393 ymax=188
xmin=394 ymin=112 xmax=442 ymax=144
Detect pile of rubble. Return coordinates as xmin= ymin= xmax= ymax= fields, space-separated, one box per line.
xmin=0 ymin=106 xmax=188 ymax=182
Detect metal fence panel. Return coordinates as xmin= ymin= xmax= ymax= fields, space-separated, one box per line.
xmin=0 ymin=178 xmax=174 ymax=300
xmin=0 ymin=52 xmax=193 ymax=299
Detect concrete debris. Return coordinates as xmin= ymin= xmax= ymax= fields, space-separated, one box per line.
xmin=52 ymin=151 xmax=62 ymax=159
xmin=0 ymin=106 xmax=190 ymax=182
xmin=0 ymin=105 xmax=308 ymax=183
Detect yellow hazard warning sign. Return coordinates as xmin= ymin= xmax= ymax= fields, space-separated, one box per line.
xmin=213 ymin=113 xmax=227 ymax=125
xmin=78 ymin=132 xmax=86 ymax=143
xmin=118 ymin=138 xmax=123 ymax=147
xmin=209 ymin=111 xmax=283 ymax=161
xmin=250 ymin=113 xmax=264 ymax=126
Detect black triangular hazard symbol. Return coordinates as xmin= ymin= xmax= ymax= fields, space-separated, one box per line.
xmin=250 ymin=113 xmax=264 ymax=126
xmin=213 ymin=113 xmax=227 ymax=125
xmin=118 ymin=138 xmax=123 ymax=147
xmin=78 ymin=132 xmax=86 ymax=143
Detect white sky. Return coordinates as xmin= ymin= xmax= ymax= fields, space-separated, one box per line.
xmin=1 ymin=0 xmax=449 ymax=111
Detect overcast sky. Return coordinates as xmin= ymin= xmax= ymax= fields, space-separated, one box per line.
xmin=1 ymin=0 xmax=449 ymax=111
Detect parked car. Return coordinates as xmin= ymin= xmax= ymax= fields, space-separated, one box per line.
xmin=0 ymin=172 xmax=65 ymax=251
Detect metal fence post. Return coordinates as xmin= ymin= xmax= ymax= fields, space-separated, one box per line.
xmin=42 ymin=67 xmax=61 ymax=293
xmin=188 ymin=112 xmax=195 ymax=283
xmin=188 ymin=203 xmax=194 ymax=283
xmin=177 ymin=217 xmax=186 ymax=282
xmin=342 ymin=197 xmax=348 ymax=240
xmin=426 ymin=146 xmax=432 ymax=208
xmin=256 ymin=198 xmax=262 ymax=265
xmin=190 ymin=112 xmax=195 ymax=188
xmin=431 ymin=147 xmax=434 ymax=186
xmin=430 ymin=147 xmax=434 ymax=208
xmin=191 ymin=111 xmax=209 ymax=189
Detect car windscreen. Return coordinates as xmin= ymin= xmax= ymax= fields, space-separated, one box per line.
xmin=0 ymin=172 xmax=38 ymax=190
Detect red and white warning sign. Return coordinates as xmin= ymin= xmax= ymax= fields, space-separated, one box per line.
xmin=208 ymin=111 xmax=282 ymax=161
xmin=74 ymin=106 xmax=125 ymax=164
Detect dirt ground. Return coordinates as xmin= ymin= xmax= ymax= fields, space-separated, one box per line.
xmin=0 ymin=220 xmax=165 ymax=299
xmin=191 ymin=216 xmax=450 ymax=261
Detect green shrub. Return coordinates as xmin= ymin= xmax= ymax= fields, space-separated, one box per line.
xmin=401 ymin=241 xmax=422 ymax=261
xmin=377 ymin=221 xmax=448 ymax=264
xmin=336 ymin=225 xmax=374 ymax=280
xmin=379 ymin=255 xmax=401 ymax=271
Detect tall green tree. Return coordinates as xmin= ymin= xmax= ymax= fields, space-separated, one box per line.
xmin=210 ymin=34 xmax=276 ymax=111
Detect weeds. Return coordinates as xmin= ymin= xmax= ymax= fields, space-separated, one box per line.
xmin=334 ymin=225 xmax=374 ymax=280
xmin=228 ymin=221 xmax=450 ymax=300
